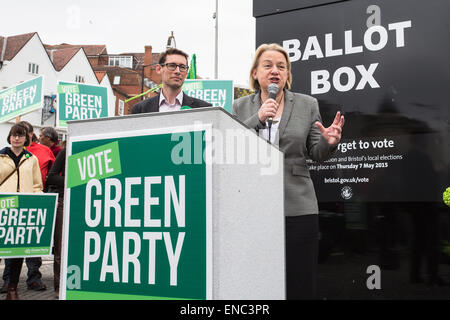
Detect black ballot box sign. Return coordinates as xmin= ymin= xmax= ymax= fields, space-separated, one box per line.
xmin=254 ymin=0 xmax=449 ymax=203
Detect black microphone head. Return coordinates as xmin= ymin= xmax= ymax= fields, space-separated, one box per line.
xmin=268 ymin=83 xmax=279 ymax=100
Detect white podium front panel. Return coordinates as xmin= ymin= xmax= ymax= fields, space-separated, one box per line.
xmin=64 ymin=107 xmax=285 ymax=300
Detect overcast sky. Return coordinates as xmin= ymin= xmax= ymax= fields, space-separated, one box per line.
xmin=1 ymin=0 xmax=255 ymax=86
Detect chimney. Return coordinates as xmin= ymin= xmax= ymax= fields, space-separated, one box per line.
xmin=144 ymin=45 xmax=152 ymax=81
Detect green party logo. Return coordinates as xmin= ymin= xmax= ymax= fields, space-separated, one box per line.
xmin=57 ymin=84 xmax=80 ymax=94
xmin=0 ymin=196 xmax=18 ymax=209
xmin=67 ymin=141 xmax=122 ymax=188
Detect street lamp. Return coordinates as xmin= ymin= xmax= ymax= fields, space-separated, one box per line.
xmin=214 ymin=0 xmax=218 ymax=79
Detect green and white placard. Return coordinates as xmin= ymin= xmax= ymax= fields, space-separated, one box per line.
xmin=0 ymin=193 xmax=58 ymax=258
xmin=61 ymin=125 xmax=212 ymax=300
xmin=0 ymin=76 xmax=43 ymax=123
xmin=57 ymin=81 xmax=108 ymax=128
xmin=183 ymin=79 xmax=234 ymax=113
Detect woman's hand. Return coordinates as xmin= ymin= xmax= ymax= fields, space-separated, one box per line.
xmin=315 ymin=111 xmax=345 ymax=146
xmin=258 ymin=98 xmax=278 ymax=123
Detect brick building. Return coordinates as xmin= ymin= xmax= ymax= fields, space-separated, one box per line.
xmin=45 ymin=43 xmax=161 ymax=116
xmin=0 ymin=32 xmax=116 ymax=139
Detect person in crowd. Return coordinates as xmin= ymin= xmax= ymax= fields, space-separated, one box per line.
xmin=39 ymin=127 xmax=62 ymax=157
xmin=0 ymin=123 xmax=43 ymax=299
xmin=20 ymin=122 xmax=55 ymax=189
xmin=131 ymin=48 xmax=211 ymax=114
xmin=1 ymin=121 xmax=54 ymax=293
xmin=232 ymin=43 xmax=345 ymax=299
xmin=46 ymin=147 xmax=66 ymax=298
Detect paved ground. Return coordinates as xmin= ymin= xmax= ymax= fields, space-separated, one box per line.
xmin=0 ymin=251 xmax=448 ymax=300
xmin=0 ymin=257 xmax=57 ymax=300
xmin=317 ymin=250 xmax=450 ymax=300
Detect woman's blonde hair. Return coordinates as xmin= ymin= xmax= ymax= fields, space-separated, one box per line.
xmin=249 ymin=43 xmax=292 ymax=91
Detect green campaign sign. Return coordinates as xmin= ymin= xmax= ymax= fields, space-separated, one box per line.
xmin=0 ymin=76 xmax=43 ymax=123
xmin=57 ymin=81 xmax=108 ymax=128
xmin=183 ymin=79 xmax=234 ymax=113
xmin=0 ymin=193 xmax=58 ymax=258
xmin=62 ymin=126 xmax=212 ymax=300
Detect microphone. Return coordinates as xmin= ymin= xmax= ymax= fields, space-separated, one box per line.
xmin=267 ymin=83 xmax=279 ymax=127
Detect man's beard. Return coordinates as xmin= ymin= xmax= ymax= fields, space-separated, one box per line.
xmin=166 ymin=81 xmax=182 ymax=90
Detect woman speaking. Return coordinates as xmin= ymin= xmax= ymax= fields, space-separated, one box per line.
xmin=232 ymin=43 xmax=345 ymax=299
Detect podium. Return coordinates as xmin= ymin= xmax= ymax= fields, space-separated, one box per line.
xmin=61 ymin=107 xmax=285 ymax=300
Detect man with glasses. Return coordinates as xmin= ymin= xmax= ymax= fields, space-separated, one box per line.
xmin=132 ymin=48 xmax=211 ymax=114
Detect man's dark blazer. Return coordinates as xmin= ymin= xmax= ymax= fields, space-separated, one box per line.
xmin=131 ymin=92 xmax=212 ymax=114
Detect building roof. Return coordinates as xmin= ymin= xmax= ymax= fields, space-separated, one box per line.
xmin=114 ymin=85 xmax=143 ymax=96
xmin=93 ymin=65 xmax=145 ymax=86
xmin=47 ymin=47 xmax=81 ymax=71
xmin=0 ymin=32 xmax=36 ymax=61
xmin=44 ymin=44 xmax=107 ymax=56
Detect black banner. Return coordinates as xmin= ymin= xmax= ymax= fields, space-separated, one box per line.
xmin=256 ymin=0 xmax=449 ymax=202
xmin=253 ymin=0 xmax=349 ymax=17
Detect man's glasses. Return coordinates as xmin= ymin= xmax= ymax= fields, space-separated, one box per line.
xmin=161 ymin=63 xmax=189 ymax=73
